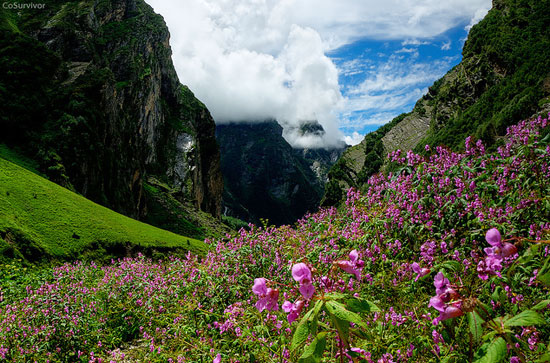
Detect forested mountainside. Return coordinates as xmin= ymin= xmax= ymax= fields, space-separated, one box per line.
xmin=0 ymin=0 xmax=223 ymax=238
xmin=325 ymin=0 xmax=550 ymax=205
xmin=216 ymin=120 xmax=345 ymax=225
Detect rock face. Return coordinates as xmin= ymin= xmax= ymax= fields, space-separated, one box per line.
xmin=216 ymin=121 xmax=344 ymax=225
xmin=0 ymin=0 xmax=222 ymax=220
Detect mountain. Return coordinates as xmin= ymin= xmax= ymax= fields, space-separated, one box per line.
xmin=326 ymin=0 xmax=550 ymax=203
xmin=0 ymin=156 xmax=207 ymax=263
xmin=0 ymin=0 xmax=223 ymax=236
xmin=216 ymin=120 xmax=345 ymax=225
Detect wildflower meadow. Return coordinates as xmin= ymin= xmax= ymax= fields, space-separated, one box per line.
xmin=1 ymin=114 xmax=550 ymax=362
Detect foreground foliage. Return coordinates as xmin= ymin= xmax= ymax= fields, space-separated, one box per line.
xmin=1 ymin=115 xmax=550 ymax=361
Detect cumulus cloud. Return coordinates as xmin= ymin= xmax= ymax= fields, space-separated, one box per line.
xmin=145 ymin=0 xmax=491 ymax=148
xmin=344 ymin=132 xmax=366 ymax=146
xmin=337 ymin=55 xmax=457 ymax=131
xmin=465 ymin=4 xmax=491 ymax=32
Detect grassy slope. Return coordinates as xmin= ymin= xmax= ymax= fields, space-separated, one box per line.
xmin=0 ymin=157 xmax=207 ymax=262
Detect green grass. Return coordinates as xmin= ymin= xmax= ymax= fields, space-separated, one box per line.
xmin=0 ymin=157 xmax=207 ymax=262
xmin=0 ymin=143 xmax=41 ymax=175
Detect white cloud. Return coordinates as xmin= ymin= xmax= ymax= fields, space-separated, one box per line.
xmin=465 ymin=5 xmax=491 ymax=32
xmin=402 ymin=39 xmax=431 ymax=46
xmin=344 ymin=132 xmax=365 ymax=146
xmin=441 ymin=41 xmax=452 ymax=50
xmin=337 ymin=54 xmax=457 ymax=132
xmin=348 ymin=56 xmax=455 ymax=95
xmin=144 ymin=0 xmax=491 ymax=147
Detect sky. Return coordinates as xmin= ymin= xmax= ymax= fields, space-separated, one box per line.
xmin=145 ymin=0 xmax=492 ymax=147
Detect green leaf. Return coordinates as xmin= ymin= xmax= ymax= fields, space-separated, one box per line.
xmin=536 ymin=353 xmax=550 ymax=363
xmin=298 ymin=332 xmax=327 ymax=363
xmin=440 ymin=260 xmax=463 ymax=273
xmin=310 ymin=300 xmax=325 ymax=335
xmin=474 ymin=337 xmax=507 ymax=363
xmin=324 ymin=292 xmax=346 ymax=300
xmin=325 ymin=300 xmax=367 ymax=328
xmin=539 ymin=273 xmax=550 ymax=286
xmin=332 ymin=316 xmax=350 ymax=347
xmin=468 ymin=311 xmax=485 ymax=343
xmin=532 ymin=300 xmax=550 ymax=311
xmin=491 ymin=286 xmax=504 ymax=304
xmin=291 ymin=308 xmax=315 ymax=352
xmin=345 ymin=298 xmax=381 ymax=313
xmin=504 ymin=310 xmax=546 ymax=327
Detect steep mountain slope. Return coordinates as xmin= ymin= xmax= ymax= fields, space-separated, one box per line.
xmin=0 ymin=0 xmax=222 ymax=231
xmin=216 ymin=121 xmax=345 ymax=225
xmin=326 ymin=0 xmax=550 ymax=203
xmin=0 ymin=157 xmax=207 ymax=263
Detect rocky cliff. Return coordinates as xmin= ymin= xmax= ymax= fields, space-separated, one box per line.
xmin=0 ymin=0 xmax=222 ymax=223
xmin=216 ymin=121 xmax=345 ymax=225
xmin=326 ymin=0 xmax=550 ymax=204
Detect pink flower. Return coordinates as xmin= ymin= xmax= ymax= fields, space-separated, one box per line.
xmin=428 ymin=296 xmax=445 ymax=312
xmin=213 ymin=353 xmax=221 ymax=363
xmin=336 ymin=250 xmax=364 ymax=280
xmin=252 ymin=278 xmax=267 ymax=295
xmin=252 ymin=278 xmax=279 ymax=312
xmin=299 ymin=283 xmax=315 ymax=300
xmin=438 ymin=304 xmax=463 ymax=321
xmin=485 ymin=228 xmax=502 ymax=247
xmin=478 ymin=229 xmax=517 ymax=280
xmin=501 ymin=242 xmax=518 ymax=258
xmin=429 ymin=273 xmax=463 ymax=323
xmin=292 ymin=263 xmax=316 ymax=299
xmin=434 ymin=272 xmax=450 ymax=295
xmin=411 ymin=262 xmax=430 ymax=281
xmin=282 ymin=300 xmax=304 ymax=324
xmin=292 ymin=263 xmax=312 ymax=284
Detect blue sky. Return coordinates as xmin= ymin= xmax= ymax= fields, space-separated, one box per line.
xmin=146 ymin=0 xmax=491 ymax=147
xmin=330 ymin=24 xmax=469 ymax=143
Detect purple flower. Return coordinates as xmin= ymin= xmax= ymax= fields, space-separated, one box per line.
xmin=299 ymin=282 xmax=315 ymax=300
xmin=485 ymin=228 xmax=502 ymax=247
xmin=252 ymin=278 xmax=279 ymax=312
xmin=252 ymin=278 xmax=267 ymax=295
xmin=213 ymin=353 xmax=221 ymax=363
xmin=292 ymin=263 xmax=312 ymax=284
xmin=282 ymin=300 xmax=304 ymax=324
xmin=411 ymin=262 xmax=430 ymax=281
xmin=336 ymin=250 xmax=364 ymax=279
xmin=292 ymin=263 xmax=316 ymax=299
xmin=428 ymin=296 xmax=445 ymax=312
xmin=434 ymin=272 xmax=450 ymax=295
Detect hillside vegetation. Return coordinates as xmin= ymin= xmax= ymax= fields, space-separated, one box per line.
xmin=1 ymin=115 xmax=548 ymax=362
xmin=326 ymin=0 xmax=550 ymax=205
xmin=0 ymin=157 xmax=207 ymax=263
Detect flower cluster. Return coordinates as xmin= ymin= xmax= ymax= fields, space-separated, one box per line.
xmin=291 ymin=263 xmax=315 ymax=299
xmin=281 ymin=300 xmax=304 ymax=324
xmin=428 ymin=272 xmax=463 ymax=324
xmin=477 ymin=228 xmax=518 ymax=280
xmin=252 ymin=278 xmax=279 ymax=312
xmin=336 ymin=249 xmax=364 ymax=280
